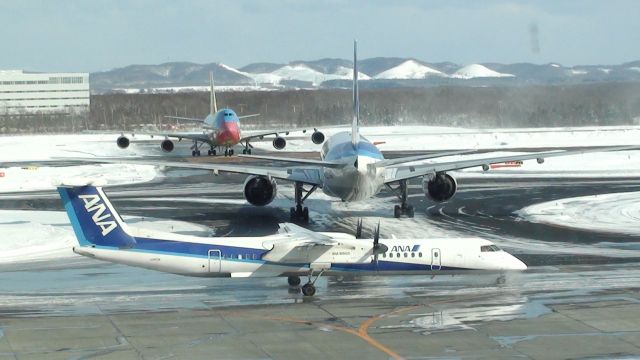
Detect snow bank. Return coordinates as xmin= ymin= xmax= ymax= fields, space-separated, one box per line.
xmin=0 ymin=210 xmax=215 ymax=264
xmin=516 ymin=192 xmax=640 ymax=236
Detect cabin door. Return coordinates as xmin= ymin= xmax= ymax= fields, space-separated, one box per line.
xmin=431 ymin=248 xmax=441 ymax=271
xmin=208 ymin=249 xmax=221 ymax=273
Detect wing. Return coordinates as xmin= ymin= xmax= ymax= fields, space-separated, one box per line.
xmin=238 ymin=154 xmax=345 ymax=168
xmin=384 ymin=145 xmax=640 ymax=183
xmin=71 ymin=157 xmax=323 ymax=186
xmin=164 ymin=116 xmax=205 ymax=123
xmin=238 ymin=113 xmax=260 ymax=119
xmin=262 ymin=223 xmax=354 ymax=263
xmin=375 ymin=149 xmax=477 ymax=167
xmin=162 ymin=132 xmax=212 ymax=144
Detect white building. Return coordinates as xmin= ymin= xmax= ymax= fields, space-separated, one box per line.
xmin=0 ymin=70 xmax=90 ymax=114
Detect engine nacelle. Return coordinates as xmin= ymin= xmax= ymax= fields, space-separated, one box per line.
xmin=116 ymin=135 xmax=130 ymax=149
xmin=423 ymin=173 xmax=457 ymax=202
xmin=243 ymin=176 xmax=277 ymax=206
xmin=160 ymin=139 xmax=175 ymax=152
xmin=272 ymin=136 xmax=286 ymax=150
xmin=311 ymin=130 xmax=325 ymax=144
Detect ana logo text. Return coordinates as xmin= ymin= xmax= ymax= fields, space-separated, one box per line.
xmin=79 ymin=194 xmax=117 ymax=236
xmin=391 ymin=245 xmax=421 ymax=252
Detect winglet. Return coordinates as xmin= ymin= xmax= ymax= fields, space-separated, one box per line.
xmin=210 ymin=71 xmax=218 ymax=115
xmin=352 ymin=40 xmax=360 ymax=148
xmin=57 ymin=186 xmax=136 ymax=249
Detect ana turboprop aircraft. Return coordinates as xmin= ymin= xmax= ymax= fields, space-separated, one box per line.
xmin=115 ymin=72 xmax=326 ymax=157
xmin=58 ymin=185 xmax=527 ymax=296
xmin=94 ymin=41 xmax=638 ymax=222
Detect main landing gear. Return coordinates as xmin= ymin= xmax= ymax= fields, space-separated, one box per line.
xmin=242 ymin=141 xmax=252 ymax=155
xmin=288 ymin=269 xmax=325 ymax=297
xmin=386 ymin=180 xmax=415 ymax=218
xmin=223 ymin=148 xmax=234 ymax=157
xmin=290 ymin=182 xmax=317 ymax=223
xmin=191 ymin=140 xmax=203 ymax=157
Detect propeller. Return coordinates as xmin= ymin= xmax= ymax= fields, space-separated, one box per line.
xmin=355 ymin=218 xmax=363 ymax=239
xmin=371 ymin=222 xmax=388 ymax=274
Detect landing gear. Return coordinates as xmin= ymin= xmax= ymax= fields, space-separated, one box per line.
xmin=301 ymin=283 xmax=316 ymax=297
xmin=287 ymin=275 xmax=301 ymax=286
xmin=301 ymin=269 xmax=325 ymax=297
xmin=242 ymin=142 xmax=252 ymax=155
xmin=191 ymin=140 xmax=202 ymax=157
xmin=207 ymin=148 xmax=217 ymax=156
xmin=224 ymin=148 xmax=235 ymax=157
xmin=387 ymin=180 xmax=414 ymax=218
xmin=289 ymin=182 xmax=317 ymax=223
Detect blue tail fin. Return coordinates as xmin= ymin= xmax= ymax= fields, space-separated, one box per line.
xmin=57 ymin=186 xmax=136 ymax=249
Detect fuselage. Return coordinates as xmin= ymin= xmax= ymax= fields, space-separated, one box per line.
xmin=203 ymin=108 xmax=241 ymax=147
xmin=72 ymin=226 xmax=526 ymax=278
xmin=321 ymin=131 xmax=386 ymax=201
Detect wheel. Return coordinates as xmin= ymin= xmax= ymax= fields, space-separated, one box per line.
xmin=301 ymin=283 xmax=316 ymax=297
xmin=191 ymin=150 xmax=196 ymax=157
xmin=406 ymin=205 xmax=415 ymax=218
xmin=287 ymin=275 xmax=301 ymax=286
xmin=242 ymin=149 xmax=247 ymax=155
xmin=302 ymin=207 xmax=309 ymax=222
xmin=224 ymin=149 xmax=228 ymax=157
xmin=229 ymin=149 xmax=234 ymax=156
xmin=394 ymin=205 xmax=401 ymax=218
xmin=196 ymin=150 xmax=201 ymax=156
xmin=212 ymin=149 xmax=217 ymax=156
xmin=207 ymin=150 xmax=212 ymax=156
xmin=247 ymin=149 xmax=252 ymax=155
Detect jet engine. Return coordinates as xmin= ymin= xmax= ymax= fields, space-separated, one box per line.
xmin=272 ymin=136 xmax=286 ymax=150
xmin=116 ymin=135 xmax=130 ymax=149
xmin=160 ymin=139 xmax=175 ymax=152
xmin=243 ymin=176 xmax=277 ymax=206
xmin=311 ymin=130 xmax=325 ymax=144
xmin=423 ymin=173 xmax=457 ymax=202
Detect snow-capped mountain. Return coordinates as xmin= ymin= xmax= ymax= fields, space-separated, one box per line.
xmin=90 ymin=57 xmax=640 ymax=93
xmin=451 ymin=64 xmax=514 ymax=79
xmin=374 ymin=60 xmax=445 ymax=79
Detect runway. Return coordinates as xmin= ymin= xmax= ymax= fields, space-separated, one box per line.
xmin=1 ymin=153 xmax=640 ymax=358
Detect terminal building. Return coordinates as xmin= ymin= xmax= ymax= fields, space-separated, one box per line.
xmin=0 ymin=70 xmax=90 ymax=115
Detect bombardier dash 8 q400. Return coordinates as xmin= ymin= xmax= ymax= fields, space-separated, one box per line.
xmin=58 ymin=185 xmax=527 ymax=297
xmin=115 ymin=72 xmax=327 ymax=157
xmin=92 ymin=41 xmax=639 ymax=222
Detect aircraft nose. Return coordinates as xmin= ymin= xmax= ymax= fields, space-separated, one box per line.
xmin=508 ymin=255 xmax=527 ymax=270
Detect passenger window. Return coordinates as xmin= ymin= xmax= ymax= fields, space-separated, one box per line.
xmin=434 ymin=252 xmax=438 ymax=258
xmin=382 ymin=253 xmax=386 ymax=258
xmin=418 ymin=252 xmax=422 ymax=257
xmin=389 ymin=253 xmax=393 ymax=258
xmin=404 ymin=253 xmax=408 ymax=258
xmin=397 ymin=253 xmax=400 ymax=258
xmin=411 ymin=253 xmax=415 ymax=258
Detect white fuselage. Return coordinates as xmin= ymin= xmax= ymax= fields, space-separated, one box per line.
xmin=320 ymin=132 xmax=386 ymax=201
xmin=72 ymin=226 xmax=526 ymax=278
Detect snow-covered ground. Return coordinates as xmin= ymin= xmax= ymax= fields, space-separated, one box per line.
xmin=0 ymin=210 xmax=215 ymax=264
xmin=516 ymin=192 xmax=640 ymax=236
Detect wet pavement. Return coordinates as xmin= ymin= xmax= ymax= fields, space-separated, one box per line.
xmin=1 ymin=155 xmax=640 ymax=359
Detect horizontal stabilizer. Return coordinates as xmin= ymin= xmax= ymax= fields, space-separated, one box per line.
xmin=238 ymin=113 xmax=260 ymax=119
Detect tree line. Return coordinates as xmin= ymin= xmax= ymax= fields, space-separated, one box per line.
xmin=2 ymin=82 xmax=640 ymax=133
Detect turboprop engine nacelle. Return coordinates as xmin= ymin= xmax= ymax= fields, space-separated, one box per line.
xmin=423 ymin=173 xmax=457 ymax=202
xmin=243 ymin=175 xmax=277 ymax=206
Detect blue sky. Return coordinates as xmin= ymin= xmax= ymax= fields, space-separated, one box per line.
xmin=1 ymin=0 xmax=638 ymax=72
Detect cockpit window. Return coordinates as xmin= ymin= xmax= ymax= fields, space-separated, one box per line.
xmin=481 ymin=245 xmax=501 ymax=252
